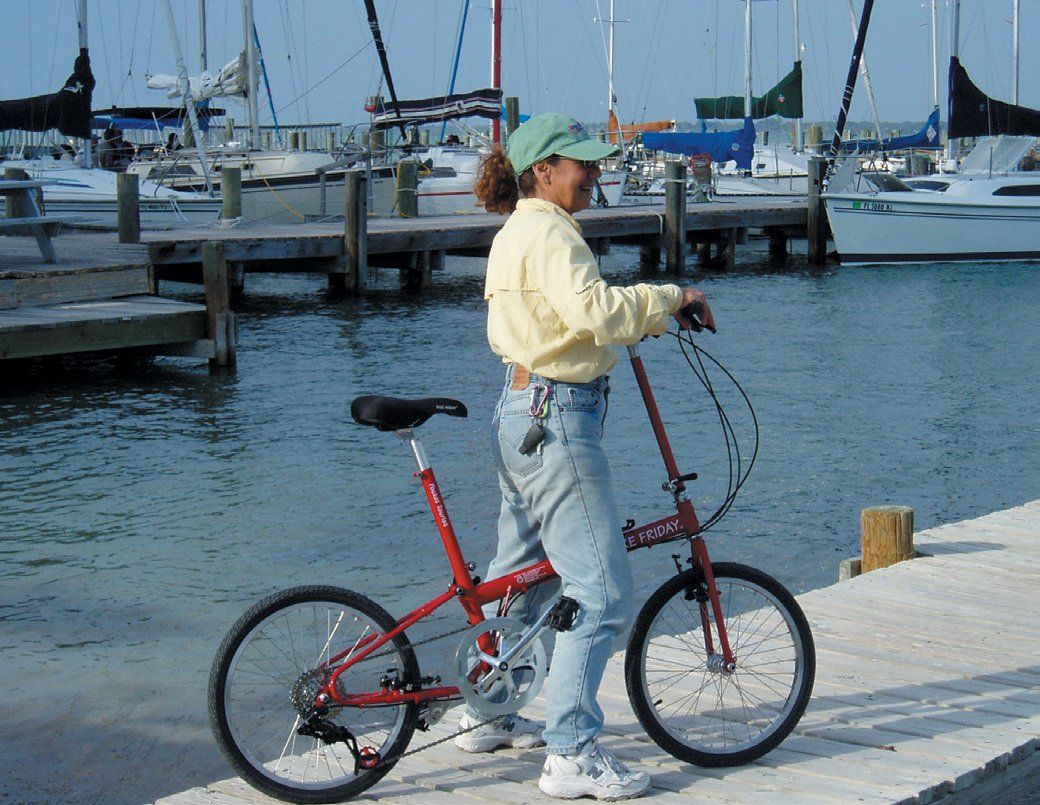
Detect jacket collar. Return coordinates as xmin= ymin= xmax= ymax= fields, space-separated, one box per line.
xmin=516 ymin=197 xmax=582 ymax=234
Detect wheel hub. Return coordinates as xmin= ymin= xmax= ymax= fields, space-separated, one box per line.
xmin=290 ymin=668 xmax=331 ymax=716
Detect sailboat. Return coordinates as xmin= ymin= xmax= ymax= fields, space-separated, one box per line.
xmin=0 ymin=17 xmax=220 ymax=230
xmin=823 ymin=0 xmax=1040 ymax=265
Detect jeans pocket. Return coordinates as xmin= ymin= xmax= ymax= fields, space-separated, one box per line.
xmin=498 ymin=414 xmax=544 ymax=478
xmin=558 ymin=385 xmax=601 ymax=412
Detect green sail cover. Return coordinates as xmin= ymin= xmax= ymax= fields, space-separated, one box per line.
xmin=695 ymin=61 xmax=803 ymax=120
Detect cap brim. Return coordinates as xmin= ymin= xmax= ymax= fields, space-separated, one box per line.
xmin=554 ymin=140 xmax=620 ymax=162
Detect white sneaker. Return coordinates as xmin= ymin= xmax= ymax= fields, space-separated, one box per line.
xmin=538 ymin=741 xmax=651 ymax=801
xmin=453 ymin=713 xmax=546 ymax=753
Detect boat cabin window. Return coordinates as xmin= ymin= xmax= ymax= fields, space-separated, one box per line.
xmin=860 ymin=172 xmax=913 ymax=192
xmin=904 ymin=179 xmax=950 ymax=191
xmin=992 ymin=184 xmax=1040 ymax=196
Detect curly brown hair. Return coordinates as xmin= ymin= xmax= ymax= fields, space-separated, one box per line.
xmin=474 ymin=146 xmax=558 ymax=214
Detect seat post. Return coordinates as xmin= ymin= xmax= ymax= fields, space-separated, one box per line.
xmin=397 ymin=429 xmax=474 ymax=592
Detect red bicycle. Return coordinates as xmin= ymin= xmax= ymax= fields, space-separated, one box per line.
xmin=208 ymin=332 xmax=815 ymax=803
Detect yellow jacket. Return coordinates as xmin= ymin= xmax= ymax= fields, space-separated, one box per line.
xmin=484 ymin=198 xmax=683 ymax=382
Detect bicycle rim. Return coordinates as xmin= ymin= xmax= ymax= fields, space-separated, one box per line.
xmin=212 ymin=586 xmax=417 ymax=801
xmin=628 ymin=564 xmax=813 ymax=765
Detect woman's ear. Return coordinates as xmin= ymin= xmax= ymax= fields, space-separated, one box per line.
xmin=532 ymin=161 xmax=552 ymax=185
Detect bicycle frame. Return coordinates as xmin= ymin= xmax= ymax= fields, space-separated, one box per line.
xmin=322 ymin=342 xmax=734 ymax=708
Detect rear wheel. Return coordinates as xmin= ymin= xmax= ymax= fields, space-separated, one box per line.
xmin=625 ymin=562 xmax=814 ymax=767
xmin=208 ymin=585 xmax=419 ymax=803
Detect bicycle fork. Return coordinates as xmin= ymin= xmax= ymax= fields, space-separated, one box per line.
xmin=676 ymin=538 xmax=736 ymax=672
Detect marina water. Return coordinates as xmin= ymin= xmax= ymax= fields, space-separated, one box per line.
xmin=2 ymin=244 xmax=1038 ymax=803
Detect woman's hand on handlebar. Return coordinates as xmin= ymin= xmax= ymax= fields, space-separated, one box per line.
xmin=674 ymin=288 xmax=717 ymax=333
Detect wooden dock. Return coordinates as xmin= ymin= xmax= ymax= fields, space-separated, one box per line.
xmin=0 ymin=232 xmax=230 ymax=367
xmin=158 ymin=501 xmax=1040 ymax=804
xmin=143 ymin=198 xmax=807 ymax=291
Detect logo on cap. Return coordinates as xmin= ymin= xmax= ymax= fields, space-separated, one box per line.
xmin=568 ymin=122 xmax=586 ymax=136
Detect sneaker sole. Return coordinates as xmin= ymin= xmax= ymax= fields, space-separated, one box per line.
xmin=538 ymin=774 xmax=651 ymax=801
xmin=454 ymin=735 xmax=546 ymax=753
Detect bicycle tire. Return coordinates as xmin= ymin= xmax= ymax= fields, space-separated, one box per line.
xmin=625 ymin=562 xmax=814 ymax=767
xmin=208 ymin=585 xmax=420 ymax=803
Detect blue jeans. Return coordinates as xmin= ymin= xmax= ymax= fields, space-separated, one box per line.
xmin=480 ymin=366 xmax=635 ymax=754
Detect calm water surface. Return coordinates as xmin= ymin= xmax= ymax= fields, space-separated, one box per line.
xmin=2 ymin=244 xmax=1038 ymax=802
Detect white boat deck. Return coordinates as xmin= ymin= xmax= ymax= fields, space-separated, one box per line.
xmin=158 ymin=501 xmax=1040 ymax=804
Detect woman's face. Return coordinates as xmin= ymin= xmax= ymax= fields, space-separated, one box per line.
xmin=532 ymin=157 xmax=603 ymax=214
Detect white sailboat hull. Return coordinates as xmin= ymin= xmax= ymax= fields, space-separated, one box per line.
xmin=825 ymin=177 xmax=1040 ymax=265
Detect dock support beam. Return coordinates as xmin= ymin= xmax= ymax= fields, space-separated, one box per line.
xmin=767 ymin=227 xmax=789 ymax=258
xmin=222 ymin=167 xmax=242 ymax=221
xmin=639 ymin=236 xmax=660 ymax=270
xmin=339 ymin=170 xmax=368 ymax=295
xmin=401 ymin=251 xmax=432 ymax=290
xmin=202 ymin=241 xmax=237 ymax=372
xmin=116 ymin=173 xmax=140 ymax=244
xmin=664 ymin=161 xmax=686 ymax=274
xmin=807 ymin=156 xmax=828 ymax=266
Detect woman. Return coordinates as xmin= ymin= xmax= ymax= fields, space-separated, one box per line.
xmin=455 ymin=113 xmax=716 ymax=801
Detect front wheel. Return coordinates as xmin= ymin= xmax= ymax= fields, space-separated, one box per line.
xmin=625 ymin=562 xmax=815 ymax=767
xmin=208 ymin=585 xmax=420 ymax=803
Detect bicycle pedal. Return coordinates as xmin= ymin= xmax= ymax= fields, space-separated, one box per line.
xmin=547 ymin=596 xmax=580 ymax=631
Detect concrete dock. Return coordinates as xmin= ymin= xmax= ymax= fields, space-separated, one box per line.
xmin=158 ymin=501 xmax=1040 ymax=804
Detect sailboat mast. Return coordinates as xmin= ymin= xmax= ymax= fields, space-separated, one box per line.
xmin=828 ymin=0 xmax=875 ymax=157
xmin=846 ymin=0 xmax=883 ymax=143
xmin=243 ymin=0 xmax=261 ymax=148
xmin=77 ymin=0 xmax=92 ymax=168
xmin=792 ymin=0 xmax=802 ymax=151
xmin=1012 ymin=0 xmax=1020 ymax=104
xmin=931 ymin=0 xmax=939 ymax=109
xmin=947 ymin=0 xmax=961 ymax=163
xmin=744 ymin=0 xmax=753 ymax=120
xmin=608 ymin=0 xmax=616 ymax=119
xmin=491 ymin=0 xmax=502 ymax=143
xmin=199 ymin=0 xmax=208 ymax=72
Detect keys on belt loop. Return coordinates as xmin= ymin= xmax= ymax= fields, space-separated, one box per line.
xmin=520 ymin=383 xmax=550 ymax=456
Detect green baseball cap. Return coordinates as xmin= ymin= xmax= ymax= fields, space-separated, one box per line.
xmin=505 ymin=113 xmax=620 ymax=176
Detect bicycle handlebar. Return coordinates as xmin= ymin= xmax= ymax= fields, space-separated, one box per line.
xmin=678 ymin=301 xmax=716 ymax=334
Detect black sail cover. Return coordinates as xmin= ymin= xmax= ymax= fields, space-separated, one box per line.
xmin=948 ymin=56 xmax=1040 ymax=138
xmin=0 ymin=48 xmax=96 ymax=137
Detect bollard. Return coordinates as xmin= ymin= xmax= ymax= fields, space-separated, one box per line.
xmin=116 ymin=172 xmax=140 ymax=244
xmin=861 ymin=506 xmax=915 ymax=573
xmin=505 ymin=96 xmax=520 ymax=142
xmin=221 ymin=167 xmax=242 ymax=220
xmin=343 ymin=170 xmax=368 ymax=293
xmin=807 ymin=156 xmax=827 ymax=266
xmin=396 ymin=160 xmax=419 ymax=218
xmin=664 ymin=161 xmax=686 ymax=273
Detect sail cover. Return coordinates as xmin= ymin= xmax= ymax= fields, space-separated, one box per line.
xmin=948 ymin=57 xmax=1040 ymax=138
xmin=642 ymin=118 xmax=756 ymax=170
xmin=147 ymin=54 xmax=251 ymax=101
xmin=840 ymin=107 xmax=942 ymax=152
xmin=0 ymin=48 xmax=95 ymax=137
xmin=367 ymin=88 xmax=503 ymax=130
xmin=91 ymin=105 xmax=226 ymax=132
xmin=695 ymin=62 xmax=803 ymax=120
xmin=607 ymin=110 xmax=673 ymax=144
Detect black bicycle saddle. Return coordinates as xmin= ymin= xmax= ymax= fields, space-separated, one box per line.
xmin=350 ymin=395 xmax=468 ymax=431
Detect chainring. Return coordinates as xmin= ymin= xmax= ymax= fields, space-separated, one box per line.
xmin=452 ymin=617 xmax=548 ymax=717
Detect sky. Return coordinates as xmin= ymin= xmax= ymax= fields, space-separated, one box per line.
xmin=2 ymin=1 xmax=1037 ymax=134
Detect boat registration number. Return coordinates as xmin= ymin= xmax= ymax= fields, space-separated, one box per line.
xmin=851 ymin=201 xmax=892 ymax=212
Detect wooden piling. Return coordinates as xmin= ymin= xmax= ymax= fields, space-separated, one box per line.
xmin=396 ymin=160 xmax=419 ymax=218
xmin=638 ymin=237 xmax=660 ymax=270
xmin=201 ymin=241 xmax=237 ymax=371
xmin=505 ymin=97 xmax=520 ymax=141
xmin=767 ymin=227 xmax=789 ymax=258
xmin=861 ymin=505 xmax=915 ymax=573
xmin=224 ymin=118 xmax=235 ymax=144
xmin=664 ymin=161 xmax=686 ymax=273
xmin=4 ymin=167 xmax=28 ymax=219
xmin=807 ymin=156 xmax=827 ymax=266
xmin=370 ymin=129 xmax=385 ymax=155
xmin=221 ymin=167 xmax=242 ymax=220
xmin=327 ymin=131 xmax=336 ymax=154
xmin=289 ymin=132 xmax=300 ymax=151
xmin=808 ymin=123 xmax=823 ymax=151
xmin=343 ymin=170 xmax=368 ymax=294
xmin=116 ymin=173 xmax=140 ymax=244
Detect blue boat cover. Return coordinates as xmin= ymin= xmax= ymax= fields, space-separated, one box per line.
xmin=839 ymin=108 xmax=941 ymax=152
xmin=642 ymin=118 xmax=756 ymax=170
xmin=90 ymin=105 xmax=225 ymax=132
